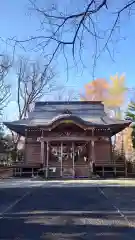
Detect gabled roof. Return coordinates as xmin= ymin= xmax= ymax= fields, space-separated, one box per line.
xmin=29 ymin=101 xmax=105 ymax=121
xmin=3 ymin=101 xmax=131 ymax=136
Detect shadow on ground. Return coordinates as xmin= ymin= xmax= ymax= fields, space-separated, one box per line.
xmin=102 ymin=187 xmax=135 ymax=211
xmin=0 ymin=186 xmax=135 ymax=239
xmin=0 ymin=212 xmax=135 ymax=240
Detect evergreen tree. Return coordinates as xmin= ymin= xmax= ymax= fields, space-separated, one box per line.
xmin=126 ymin=101 xmax=135 ymax=148
xmin=0 ymin=123 xmax=5 ymax=153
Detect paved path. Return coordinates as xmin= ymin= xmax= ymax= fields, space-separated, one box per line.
xmin=0 ymin=180 xmax=135 ymax=239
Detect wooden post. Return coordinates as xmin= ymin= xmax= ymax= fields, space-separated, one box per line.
xmin=109 ymin=136 xmax=116 ymax=177
xmin=88 ymin=141 xmax=90 ymax=161
xmin=125 ymin=162 xmax=128 ymax=177
xmin=102 ymin=166 xmax=104 ymax=177
xmin=72 ymin=142 xmax=75 ymax=178
xmin=109 ymin=136 xmax=114 ymax=177
xmin=89 ymin=141 xmax=92 ymax=177
xmin=40 ymin=139 xmax=44 ymax=166
xmin=91 ymin=128 xmax=95 ymax=164
xmin=60 ymin=142 xmax=63 ymax=177
xmin=32 ymin=168 xmax=34 ymax=177
xmin=90 ymin=128 xmax=95 ymax=177
xmin=20 ymin=168 xmax=21 ymax=177
xmin=46 ymin=141 xmax=49 ymax=179
xmin=114 ymin=166 xmax=116 ymax=177
xmin=109 ymin=137 xmax=113 ymax=163
xmin=124 ymin=147 xmax=128 ymax=177
xmin=39 ymin=129 xmax=44 ymax=170
xmin=14 ymin=168 xmax=16 ymax=176
xmin=24 ymin=128 xmax=28 ymax=164
xmin=121 ymin=131 xmax=127 ymax=178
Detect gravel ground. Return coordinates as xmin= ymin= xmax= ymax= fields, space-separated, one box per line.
xmin=0 ymin=180 xmax=135 ymax=240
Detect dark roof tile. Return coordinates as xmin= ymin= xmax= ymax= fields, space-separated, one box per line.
xmin=3 ymin=101 xmax=132 ymax=136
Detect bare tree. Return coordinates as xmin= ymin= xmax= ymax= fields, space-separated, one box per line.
xmin=11 ymin=0 xmax=135 ymax=76
xmin=54 ymin=87 xmax=79 ymax=101
xmin=0 ymin=55 xmax=11 ymax=114
xmin=16 ymin=57 xmax=55 ymax=119
xmin=12 ymin=57 xmax=55 ymax=153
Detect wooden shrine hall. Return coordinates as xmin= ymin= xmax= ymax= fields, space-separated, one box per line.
xmin=4 ymin=101 xmax=131 ymax=179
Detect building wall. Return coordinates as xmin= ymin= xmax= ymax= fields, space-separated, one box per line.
xmin=94 ymin=140 xmax=111 ymax=165
xmin=25 ymin=139 xmax=111 ymax=167
xmin=25 ymin=142 xmax=41 ymax=165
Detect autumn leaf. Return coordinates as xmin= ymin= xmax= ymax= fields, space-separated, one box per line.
xmin=107 ymin=74 xmax=127 ymax=108
xmin=123 ymin=127 xmax=133 ymax=152
xmin=81 ymin=78 xmax=109 ymax=102
xmin=81 ymin=74 xmax=127 ymax=120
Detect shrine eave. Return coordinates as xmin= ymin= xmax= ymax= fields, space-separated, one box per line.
xmin=3 ymin=122 xmax=27 ymax=136
xmin=3 ymin=115 xmax=131 ymax=136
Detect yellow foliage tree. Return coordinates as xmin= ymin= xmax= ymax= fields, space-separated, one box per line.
xmin=115 ymin=127 xmax=133 ymax=158
xmin=81 ymin=74 xmax=127 ymax=118
xmin=123 ymin=127 xmax=133 ymax=154
xmin=106 ymin=74 xmax=127 ymax=118
xmin=81 ymin=74 xmax=129 ymax=153
xmin=107 ymin=74 xmax=129 ymax=154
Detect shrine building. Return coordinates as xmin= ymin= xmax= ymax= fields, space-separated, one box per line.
xmin=3 ymin=101 xmax=131 ymax=178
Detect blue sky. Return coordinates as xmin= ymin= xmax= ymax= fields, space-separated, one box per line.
xmin=1 ymin=0 xmax=135 ymax=121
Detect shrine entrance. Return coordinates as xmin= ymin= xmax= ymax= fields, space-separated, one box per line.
xmin=49 ymin=141 xmax=90 ymax=178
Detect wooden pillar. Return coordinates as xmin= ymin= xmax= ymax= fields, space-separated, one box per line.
xmin=20 ymin=168 xmax=22 ymax=177
xmin=24 ymin=128 xmax=28 ymax=164
xmin=60 ymin=142 xmax=63 ymax=177
xmin=40 ymin=129 xmax=44 ymax=167
xmin=89 ymin=141 xmax=92 ymax=177
xmin=121 ymin=131 xmax=127 ymax=178
xmin=102 ymin=166 xmax=104 ymax=177
xmin=14 ymin=168 xmax=16 ymax=176
xmin=125 ymin=161 xmax=128 ymax=177
xmin=109 ymin=136 xmax=116 ymax=176
xmin=91 ymin=128 xmax=95 ymax=163
xmin=109 ymin=137 xmax=113 ymax=163
xmin=88 ymin=141 xmax=90 ymax=160
xmin=32 ymin=168 xmax=34 ymax=177
xmin=40 ymin=139 xmax=44 ymax=166
xmin=72 ymin=142 xmax=75 ymax=178
xmin=46 ymin=141 xmax=49 ymax=179
xmin=124 ymin=143 xmax=128 ymax=177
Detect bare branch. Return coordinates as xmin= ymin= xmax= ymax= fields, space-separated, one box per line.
xmin=54 ymin=86 xmax=79 ymax=101
xmin=16 ymin=57 xmax=55 ymax=119
xmin=9 ymin=0 xmax=135 ymax=74
xmin=0 ymin=55 xmax=11 ymax=113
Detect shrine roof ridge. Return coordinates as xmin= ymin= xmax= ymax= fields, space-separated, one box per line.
xmin=35 ymin=101 xmax=103 ymax=107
